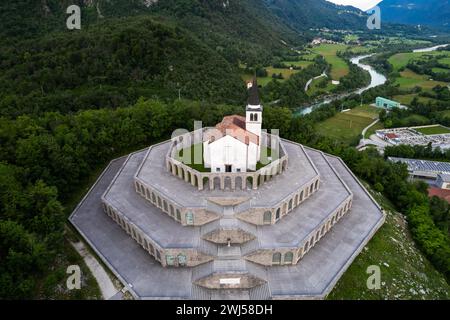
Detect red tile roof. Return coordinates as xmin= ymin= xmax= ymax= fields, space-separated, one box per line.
xmin=204 ymin=115 xmax=259 ymax=145
xmin=428 ymin=187 xmax=450 ymax=203
xmin=385 ymin=133 xmax=398 ymax=139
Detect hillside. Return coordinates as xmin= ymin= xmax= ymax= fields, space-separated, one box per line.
xmin=379 ymin=0 xmax=450 ymax=29
xmin=0 ymin=17 xmax=246 ymax=116
xmin=263 ymin=0 xmax=367 ymax=31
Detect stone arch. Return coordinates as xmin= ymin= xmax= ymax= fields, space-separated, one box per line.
xmin=151 ymin=192 xmax=156 ymax=204
xmin=263 ymin=211 xmax=272 ymax=224
xmin=321 ymin=225 xmax=326 ymax=235
xmin=176 ymin=209 xmax=181 ymax=221
xmin=310 ymin=184 xmax=314 ymax=194
xmin=157 ymin=196 xmax=162 ymax=208
xmin=147 ymin=242 xmax=154 ymax=255
xmin=300 ymin=190 xmax=304 ymax=202
xmin=224 ymin=176 xmax=232 ymax=190
xmin=213 ymin=176 xmax=221 ymax=190
xmin=272 ymin=252 xmax=281 ymax=264
xmin=288 ymin=199 xmax=293 ymax=211
xmin=191 ymin=173 xmax=197 ymax=187
xmin=203 ymin=177 xmax=209 ymax=189
xmin=235 ymin=176 xmax=243 ymax=190
xmin=245 ymin=176 xmax=254 ymax=189
xmin=163 ymin=200 xmax=168 ymax=213
xmin=275 ymin=208 xmax=281 ymax=220
xmin=282 ymin=203 xmax=287 ymax=215
xmin=284 ymin=252 xmax=293 ymax=264
xmin=315 ymin=179 xmax=319 ymax=190
xmin=294 ymin=194 xmax=299 ymax=206
xmin=169 ymin=205 xmax=175 ymax=217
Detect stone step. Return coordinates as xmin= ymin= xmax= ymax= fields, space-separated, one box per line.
xmin=217 ymin=245 xmax=242 ymax=259
xmin=213 ymin=259 xmax=247 ymax=272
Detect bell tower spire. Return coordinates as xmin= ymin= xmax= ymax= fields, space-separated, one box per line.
xmin=246 ymin=76 xmax=262 ymax=140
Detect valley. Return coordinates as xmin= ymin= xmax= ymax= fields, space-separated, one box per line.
xmin=0 ymin=0 xmax=449 ymax=302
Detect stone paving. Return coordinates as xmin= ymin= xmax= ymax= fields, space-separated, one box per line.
xmin=69 ymin=139 xmax=385 ymax=299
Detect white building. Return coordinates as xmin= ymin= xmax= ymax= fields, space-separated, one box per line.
xmin=203 ymin=78 xmax=262 ymax=173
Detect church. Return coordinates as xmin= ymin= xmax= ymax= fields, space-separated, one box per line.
xmin=203 ymin=78 xmax=263 ymax=173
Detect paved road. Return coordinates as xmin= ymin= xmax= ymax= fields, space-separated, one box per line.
xmin=361 ymin=118 xmax=380 ymax=139
xmin=71 ymin=240 xmax=122 ymax=300
xmin=305 ymin=72 xmax=327 ymax=92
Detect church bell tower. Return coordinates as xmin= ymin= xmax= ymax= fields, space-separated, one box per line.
xmin=245 ymin=77 xmax=262 ymax=139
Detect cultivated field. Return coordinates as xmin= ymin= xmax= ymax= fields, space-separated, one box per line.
xmin=312 ymin=44 xmax=349 ymax=80
xmin=315 ymin=105 xmax=380 ymax=144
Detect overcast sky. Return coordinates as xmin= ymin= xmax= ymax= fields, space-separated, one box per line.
xmin=326 ymin=0 xmax=383 ymax=11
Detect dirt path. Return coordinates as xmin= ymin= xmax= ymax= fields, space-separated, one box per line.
xmin=71 ymin=240 xmax=121 ymax=300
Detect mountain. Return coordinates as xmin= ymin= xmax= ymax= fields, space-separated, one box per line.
xmin=379 ymin=0 xmax=450 ymax=29
xmin=263 ymin=0 xmax=367 ymax=31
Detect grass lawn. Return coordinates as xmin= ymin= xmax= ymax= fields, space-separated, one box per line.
xmin=438 ymin=57 xmax=450 ymax=67
xmin=388 ymin=51 xmax=444 ymax=71
xmin=414 ymin=125 xmax=450 ymax=135
xmin=438 ymin=110 xmax=450 ymax=120
xmin=266 ymin=66 xmax=299 ymax=80
xmin=312 ymin=44 xmax=349 ymax=80
xmin=329 ymin=184 xmax=450 ymax=300
xmin=432 ymin=67 xmax=449 ymax=74
xmin=242 ymin=66 xmax=299 ymax=87
xmin=282 ymin=60 xmax=313 ymax=68
xmin=394 ymin=69 xmax=447 ymax=91
xmin=392 ymin=94 xmax=437 ymax=106
xmin=315 ymin=105 xmax=380 ymax=144
xmin=176 ymin=143 xmax=209 ymax=172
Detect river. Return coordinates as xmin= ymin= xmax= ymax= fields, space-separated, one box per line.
xmin=295 ymin=53 xmax=386 ymax=116
xmin=295 ymin=43 xmax=448 ymax=116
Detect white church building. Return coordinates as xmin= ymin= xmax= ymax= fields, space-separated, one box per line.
xmin=203 ymin=78 xmax=263 ymax=173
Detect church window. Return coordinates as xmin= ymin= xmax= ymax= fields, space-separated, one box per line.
xmin=216 ymin=168 xmax=220 ymax=172
xmin=284 ymin=252 xmax=293 ymax=263
xmin=272 ymin=252 xmax=281 ymax=264
xmin=254 ymin=113 xmax=258 ymax=121
xmin=178 ymin=254 xmax=187 ymax=266
xmin=275 ymin=208 xmax=280 ymax=220
xmin=250 ymin=113 xmax=254 ymax=121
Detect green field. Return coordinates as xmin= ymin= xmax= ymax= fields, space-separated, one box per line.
xmin=388 ymin=51 xmax=444 ymax=71
xmin=329 ymin=186 xmax=450 ymax=300
xmin=282 ymin=60 xmax=313 ymax=68
xmin=414 ymin=125 xmax=450 ymax=135
xmin=394 ymin=69 xmax=447 ymax=91
xmin=315 ymin=105 xmax=380 ymax=144
xmin=242 ymin=66 xmax=300 ymax=87
xmin=438 ymin=110 xmax=450 ymax=120
xmin=312 ymin=44 xmax=349 ymax=80
xmin=393 ymin=94 xmax=437 ymax=106
xmin=432 ymin=67 xmax=449 ymax=74
xmin=307 ymin=76 xmax=336 ymax=96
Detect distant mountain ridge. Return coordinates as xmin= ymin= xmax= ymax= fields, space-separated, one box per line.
xmin=263 ymin=0 xmax=367 ymax=31
xmin=379 ymin=0 xmax=450 ymax=28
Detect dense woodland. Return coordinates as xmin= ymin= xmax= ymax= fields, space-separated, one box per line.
xmin=0 ymin=0 xmax=449 ymax=299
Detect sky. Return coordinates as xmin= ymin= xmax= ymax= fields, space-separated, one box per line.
xmin=326 ymin=0 xmax=383 ymax=11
